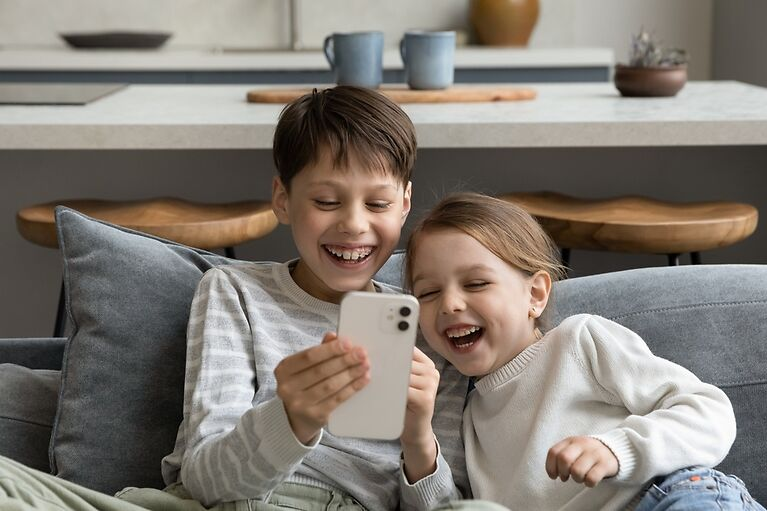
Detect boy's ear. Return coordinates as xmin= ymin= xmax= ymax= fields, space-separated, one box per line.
xmin=401 ymin=181 xmax=413 ymax=226
xmin=271 ymin=176 xmax=291 ymax=225
xmin=528 ymin=270 xmax=552 ymax=319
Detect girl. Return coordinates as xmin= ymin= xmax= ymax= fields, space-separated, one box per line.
xmin=404 ymin=192 xmax=764 ymax=511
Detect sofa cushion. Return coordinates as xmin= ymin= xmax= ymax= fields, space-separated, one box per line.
xmin=541 ymin=264 xmax=767 ymax=504
xmin=52 ymin=207 xmax=234 ymax=494
xmin=0 ymin=364 xmax=60 ymax=472
xmin=50 ymin=207 xmax=405 ymax=496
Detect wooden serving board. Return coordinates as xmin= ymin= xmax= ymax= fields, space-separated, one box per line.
xmin=246 ymin=86 xmax=536 ymax=104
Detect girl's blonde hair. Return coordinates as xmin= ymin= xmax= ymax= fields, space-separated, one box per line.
xmin=404 ymin=192 xmax=568 ymax=289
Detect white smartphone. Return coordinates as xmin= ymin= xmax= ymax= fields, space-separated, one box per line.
xmin=328 ymin=291 xmax=420 ymax=440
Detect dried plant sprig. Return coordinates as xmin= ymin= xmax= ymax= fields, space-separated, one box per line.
xmin=628 ymin=28 xmax=688 ymax=67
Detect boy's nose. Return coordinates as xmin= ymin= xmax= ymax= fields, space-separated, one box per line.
xmin=337 ymin=207 xmax=369 ymax=235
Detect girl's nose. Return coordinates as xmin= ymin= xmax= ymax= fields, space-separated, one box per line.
xmin=439 ymin=289 xmax=466 ymax=315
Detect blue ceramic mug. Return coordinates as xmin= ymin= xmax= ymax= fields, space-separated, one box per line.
xmin=323 ymin=31 xmax=384 ymax=88
xmin=399 ymin=30 xmax=456 ymax=90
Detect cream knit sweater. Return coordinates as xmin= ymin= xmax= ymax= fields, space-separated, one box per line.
xmin=464 ymin=314 xmax=735 ymax=511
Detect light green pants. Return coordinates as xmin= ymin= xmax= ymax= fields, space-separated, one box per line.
xmin=0 ymin=455 xmax=507 ymax=511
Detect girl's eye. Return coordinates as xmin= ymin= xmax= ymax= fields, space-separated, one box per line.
xmin=367 ymin=201 xmax=392 ymax=210
xmin=415 ymin=289 xmax=438 ymax=300
xmin=466 ymin=281 xmax=489 ymax=290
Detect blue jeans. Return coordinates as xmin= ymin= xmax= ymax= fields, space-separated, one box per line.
xmin=635 ymin=467 xmax=765 ymax=511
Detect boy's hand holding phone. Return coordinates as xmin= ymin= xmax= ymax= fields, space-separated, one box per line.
xmin=275 ymin=332 xmax=370 ymax=444
xmin=400 ymin=346 xmax=440 ymax=483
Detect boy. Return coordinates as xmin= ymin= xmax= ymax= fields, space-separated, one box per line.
xmin=0 ymin=86 xmax=472 ymax=511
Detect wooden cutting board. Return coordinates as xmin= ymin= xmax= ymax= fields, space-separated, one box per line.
xmin=246 ymin=86 xmax=536 ymax=104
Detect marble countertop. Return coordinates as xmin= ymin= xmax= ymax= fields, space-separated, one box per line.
xmin=0 ymin=47 xmax=613 ymax=71
xmin=1 ymin=81 xmax=766 ymax=150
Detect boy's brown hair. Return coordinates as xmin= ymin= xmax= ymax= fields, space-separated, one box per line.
xmin=405 ymin=192 xmax=568 ymax=288
xmin=272 ymin=86 xmax=417 ymax=190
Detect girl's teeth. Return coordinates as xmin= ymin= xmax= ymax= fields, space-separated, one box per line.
xmin=447 ymin=325 xmax=480 ymax=338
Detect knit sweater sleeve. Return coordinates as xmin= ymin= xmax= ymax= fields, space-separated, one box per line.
xmin=398 ymin=349 xmax=469 ymax=509
xmin=576 ymin=315 xmax=736 ymax=484
xmin=179 ymin=268 xmax=317 ymax=506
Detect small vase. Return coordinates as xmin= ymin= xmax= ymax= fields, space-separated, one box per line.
xmin=470 ymin=0 xmax=540 ymax=47
xmin=614 ymin=64 xmax=687 ymax=97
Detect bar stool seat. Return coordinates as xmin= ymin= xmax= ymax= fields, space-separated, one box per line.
xmin=500 ymin=191 xmax=758 ymax=266
xmin=17 ymin=197 xmax=278 ymax=251
xmin=17 ymin=197 xmax=279 ymax=336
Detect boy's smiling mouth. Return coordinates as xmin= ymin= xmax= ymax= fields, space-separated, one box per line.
xmin=445 ymin=324 xmax=484 ymax=350
xmin=324 ymin=244 xmax=375 ymax=264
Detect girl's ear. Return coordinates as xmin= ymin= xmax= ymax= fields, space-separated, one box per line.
xmin=529 ymin=270 xmax=552 ymax=319
xmin=271 ymin=176 xmax=291 ymax=225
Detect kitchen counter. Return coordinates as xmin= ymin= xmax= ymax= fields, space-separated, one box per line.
xmin=1 ymin=81 xmax=766 ymax=150
xmin=0 ymin=47 xmax=613 ymax=84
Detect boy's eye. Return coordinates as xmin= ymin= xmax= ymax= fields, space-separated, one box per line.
xmin=367 ymin=201 xmax=392 ymax=210
xmin=466 ymin=281 xmax=489 ymax=290
xmin=313 ymin=200 xmax=340 ymax=208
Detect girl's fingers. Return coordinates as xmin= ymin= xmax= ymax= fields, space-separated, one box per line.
xmin=300 ymin=361 xmax=370 ymax=403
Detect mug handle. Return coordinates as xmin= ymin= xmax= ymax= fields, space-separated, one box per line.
xmin=323 ymin=35 xmax=334 ymax=69
xmin=399 ymin=37 xmax=407 ymax=65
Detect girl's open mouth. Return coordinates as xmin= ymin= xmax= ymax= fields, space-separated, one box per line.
xmin=445 ymin=325 xmax=484 ymax=351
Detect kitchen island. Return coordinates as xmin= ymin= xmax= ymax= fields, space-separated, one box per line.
xmin=2 ymin=81 xmax=767 ymax=149
xmin=1 ymin=80 xmax=765 ymax=336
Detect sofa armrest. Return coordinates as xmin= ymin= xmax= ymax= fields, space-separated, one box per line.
xmin=0 ymin=338 xmax=66 ymax=370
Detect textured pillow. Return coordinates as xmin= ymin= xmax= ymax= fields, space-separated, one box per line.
xmin=52 ymin=207 xmax=233 ymax=494
xmin=0 ymin=364 xmax=60 ymax=472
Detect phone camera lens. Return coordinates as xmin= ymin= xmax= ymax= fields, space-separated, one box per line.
xmin=398 ymin=321 xmax=409 ymax=331
xmin=399 ymin=306 xmax=411 ymax=317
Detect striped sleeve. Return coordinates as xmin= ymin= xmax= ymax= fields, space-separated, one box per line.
xmin=178 ymin=268 xmax=315 ymax=506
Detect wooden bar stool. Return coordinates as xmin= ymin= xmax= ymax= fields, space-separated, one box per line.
xmin=499 ymin=191 xmax=758 ymax=269
xmin=17 ymin=197 xmax=279 ymax=337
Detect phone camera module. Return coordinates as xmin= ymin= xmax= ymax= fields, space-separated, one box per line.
xmin=398 ymin=321 xmax=409 ymax=331
xmin=399 ymin=306 xmax=411 ymax=317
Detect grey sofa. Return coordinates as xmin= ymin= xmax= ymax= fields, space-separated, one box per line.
xmin=1 ymin=207 xmax=765 ymax=506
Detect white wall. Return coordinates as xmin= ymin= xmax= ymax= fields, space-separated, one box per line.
xmin=1 ymin=0 xmax=714 ymax=78
xmin=712 ymin=0 xmax=767 ymax=87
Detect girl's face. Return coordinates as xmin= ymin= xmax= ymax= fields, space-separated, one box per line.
xmin=410 ymin=228 xmax=550 ymax=377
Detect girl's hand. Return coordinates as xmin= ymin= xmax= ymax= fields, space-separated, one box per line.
xmin=275 ymin=332 xmax=370 ymax=444
xmin=545 ymin=436 xmax=619 ymax=487
xmin=400 ymin=346 xmax=440 ymax=483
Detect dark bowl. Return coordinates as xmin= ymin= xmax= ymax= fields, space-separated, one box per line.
xmin=60 ymin=31 xmax=172 ymax=49
xmin=614 ymin=64 xmax=687 ymax=97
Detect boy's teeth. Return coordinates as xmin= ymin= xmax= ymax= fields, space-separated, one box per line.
xmin=327 ymin=246 xmax=372 ymax=261
xmin=446 ymin=325 xmax=480 ymax=338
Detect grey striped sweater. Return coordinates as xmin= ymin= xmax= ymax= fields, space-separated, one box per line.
xmin=161 ymin=261 xmax=469 ymax=510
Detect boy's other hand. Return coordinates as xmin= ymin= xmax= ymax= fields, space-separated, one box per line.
xmin=401 ymin=346 xmax=440 ymax=483
xmin=545 ymin=436 xmax=619 ymax=487
xmin=275 ymin=332 xmax=370 ymax=444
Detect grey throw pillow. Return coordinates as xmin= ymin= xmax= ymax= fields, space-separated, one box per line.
xmin=52 ymin=207 xmax=233 ymax=494
xmin=0 ymin=364 xmax=60 ymax=472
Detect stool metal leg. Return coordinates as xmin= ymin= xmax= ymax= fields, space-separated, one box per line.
xmin=667 ymin=253 xmax=681 ymax=266
xmin=561 ymin=248 xmax=571 ymax=266
xmin=53 ymin=281 xmax=66 ymax=338
xmin=225 ymin=246 xmax=237 ymax=259
xmin=690 ymin=252 xmax=702 ymax=264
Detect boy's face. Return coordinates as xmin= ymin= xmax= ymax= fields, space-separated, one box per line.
xmin=272 ymin=147 xmax=411 ymax=304
xmin=410 ymin=228 xmax=549 ymax=377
